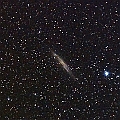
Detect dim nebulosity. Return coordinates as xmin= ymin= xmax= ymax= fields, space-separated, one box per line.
xmin=1 ymin=0 xmax=120 ymax=120
xmin=51 ymin=50 xmax=76 ymax=81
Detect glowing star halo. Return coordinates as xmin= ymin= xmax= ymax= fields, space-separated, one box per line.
xmin=51 ymin=50 xmax=76 ymax=80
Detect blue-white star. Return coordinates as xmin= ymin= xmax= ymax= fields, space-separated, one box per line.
xmin=104 ymin=71 xmax=109 ymax=76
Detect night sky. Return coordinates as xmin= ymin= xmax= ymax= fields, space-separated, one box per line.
xmin=1 ymin=0 xmax=120 ymax=120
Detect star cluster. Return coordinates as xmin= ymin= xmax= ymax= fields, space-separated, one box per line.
xmin=1 ymin=0 xmax=120 ymax=120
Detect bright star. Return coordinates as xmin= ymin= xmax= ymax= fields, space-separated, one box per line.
xmin=7 ymin=97 xmax=10 ymax=101
xmin=116 ymin=75 xmax=119 ymax=78
xmin=104 ymin=71 xmax=109 ymax=76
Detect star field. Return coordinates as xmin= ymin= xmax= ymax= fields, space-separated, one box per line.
xmin=1 ymin=0 xmax=120 ymax=120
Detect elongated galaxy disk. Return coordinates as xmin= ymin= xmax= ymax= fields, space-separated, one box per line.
xmin=51 ymin=50 xmax=76 ymax=80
